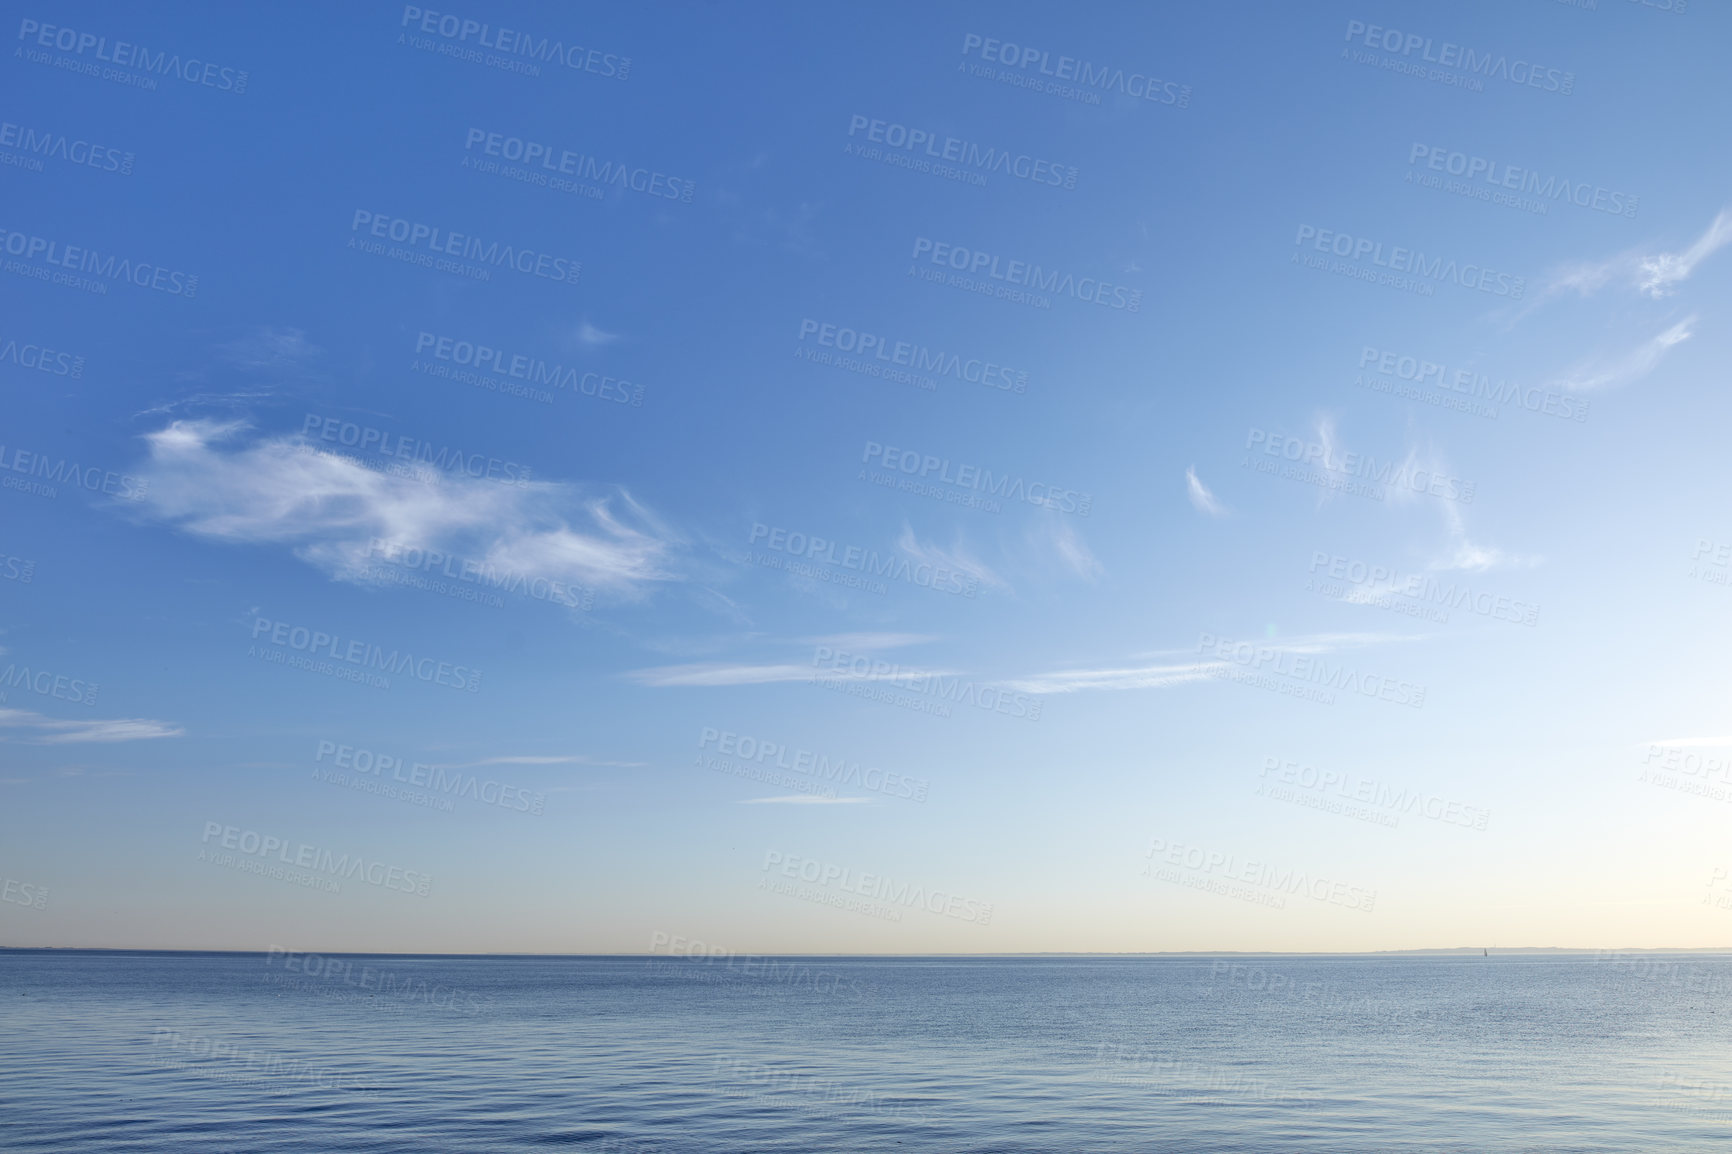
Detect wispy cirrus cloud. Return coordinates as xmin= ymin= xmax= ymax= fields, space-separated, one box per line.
xmin=1186 ymin=466 xmax=1228 ymax=517
xmin=629 ymin=629 xmax=948 ymax=689
xmin=1045 ymin=518 xmax=1103 ymax=581
xmin=1306 ymin=417 xmax=1415 ymax=505
xmin=1004 ymin=660 xmax=1222 ymax=695
xmin=1538 ymin=208 xmax=1732 ymax=304
xmin=1549 ymin=317 xmax=1694 ymax=392
xmin=1430 ymin=503 xmax=1538 ymax=573
xmin=639 ymin=602 xmax=1390 ymax=707
xmin=1211 ymin=630 xmax=1412 ymax=655
xmin=136 ymin=388 xmax=281 ymax=421
xmin=896 ymin=524 xmax=1008 ymax=592
xmin=1006 ymin=631 xmax=1417 ymax=695
xmin=1311 ymin=416 xmax=1352 ymax=506
xmin=129 ymin=420 xmax=679 ymax=597
xmin=0 ymin=708 xmax=183 ymax=744
xmin=1636 ymin=210 xmax=1732 ymax=298
xmin=627 ymin=657 xmax=962 ymax=688
xmin=142 ymin=328 xmax=318 ymax=418
xmin=437 ymin=754 xmax=647 ymax=769
xmin=575 ymin=320 xmax=621 ymax=347
xmin=801 ymin=632 xmax=936 ymax=651
xmin=1009 ymin=517 xmax=1103 ymax=583
xmin=1301 ymin=415 xmax=1412 ymax=509
xmin=625 ymin=662 xmax=818 ymax=687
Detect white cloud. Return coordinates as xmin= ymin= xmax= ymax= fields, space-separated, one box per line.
xmin=438 ymin=754 xmax=645 ymax=768
xmin=1540 ymin=208 xmax=1732 ymax=304
xmin=1047 ymin=518 xmax=1103 ymax=581
xmin=625 ymin=662 xmax=817 ymax=687
xmin=1432 ymin=538 xmax=1504 ymax=573
xmin=575 ymin=320 xmax=621 ymax=347
xmin=802 ymin=632 xmax=936 ymax=651
xmin=1008 ymin=631 xmax=1418 ymax=695
xmin=896 ymin=524 xmax=1008 ymax=591
xmin=1004 ymin=660 xmax=1223 ymax=695
xmin=1551 ymin=317 xmax=1694 ymax=392
xmin=1120 ymin=631 xmax=1406 ymax=662
xmin=1186 ymin=467 xmax=1228 ymax=517
xmin=1643 ymin=736 xmax=1732 ymax=749
xmin=1543 ymin=260 xmax=1618 ymax=300
xmin=1431 ymin=503 xmax=1538 ymax=573
xmin=0 ymin=708 xmax=183 ymax=743
xmin=1315 ymin=416 xmax=1341 ymax=466
xmin=131 ymin=420 xmax=678 ymax=596
xmin=1309 ymin=417 xmax=1404 ymax=506
xmin=1637 ymin=211 xmax=1732 ymax=298
xmin=627 ymin=657 xmax=961 ymax=688
xmin=1309 ymin=416 xmax=1352 ymax=506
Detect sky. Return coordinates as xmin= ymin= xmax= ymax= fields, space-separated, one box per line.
xmin=2 ymin=0 xmax=1730 ymax=955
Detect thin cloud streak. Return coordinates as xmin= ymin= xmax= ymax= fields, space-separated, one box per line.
xmin=626 ymin=662 xmax=816 ymax=687
xmin=0 ymin=708 xmax=183 ymax=743
xmin=1004 ymin=661 xmax=1225 ymax=695
xmin=1537 ymin=208 xmax=1732 ymax=305
xmin=576 ymin=320 xmax=621 ymax=346
xmin=1637 ymin=210 xmax=1732 ymax=298
xmin=1186 ymin=467 xmax=1228 ymax=516
xmin=627 ymin=660 xmax=963 ymax=688
xmin=1011 ymin=631 xmax=1423 ymax=694
xmin=896 ymin=524 xmax=1009 ymax=592
xmin=1431 ymin=503 xmax=1538 ymax=573
xmin=438 ymin=755 xmax=646 ymax=768
xmin=1047 ymin=518 xmax=1103 ymax=581
xmin=801 ymin=632 xmax=937 ymax=651
xmin=1551 ymin=318 xmax=1694 ymax=392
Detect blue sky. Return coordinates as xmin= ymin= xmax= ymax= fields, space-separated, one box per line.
xmin=3 ymin=0 xmax=1731 ymax=953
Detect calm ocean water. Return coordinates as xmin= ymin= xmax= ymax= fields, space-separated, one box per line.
xmin=3 ymin=950 xmax=1730 ymax=1152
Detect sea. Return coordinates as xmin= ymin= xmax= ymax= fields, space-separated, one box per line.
xmin=2 ymin=950 xmax=1730 ymax=1152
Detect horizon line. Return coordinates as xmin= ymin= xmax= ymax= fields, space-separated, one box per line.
xmin=6 ymin=945 xmax=1732 ymax=958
